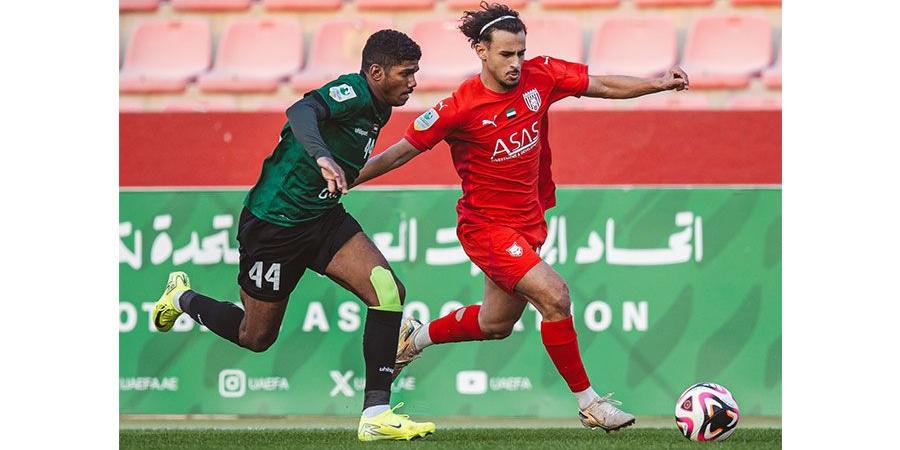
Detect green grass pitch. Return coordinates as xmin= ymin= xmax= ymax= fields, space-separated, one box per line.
xmin=120 ymin=427 xmax=781 ymax=449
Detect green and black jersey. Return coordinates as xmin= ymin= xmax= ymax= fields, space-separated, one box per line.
xmin=244 ymin=73 xmax=391 ymax=226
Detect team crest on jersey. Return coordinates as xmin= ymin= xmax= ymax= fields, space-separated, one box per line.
xmin=328 ymin=84 xmax=357 ymax=102
xmin=506 ymin=241 xmax=523 ymax=257
xmin=414 ymin=108 xmax=440 ymax=131
xmin=523 ymin=88 xmax=541 ymax=112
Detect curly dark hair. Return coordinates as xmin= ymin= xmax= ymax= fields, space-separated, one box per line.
xmin=360 ymin=29 xmax=422 ymax=73
xmin=458 ymin=1 xmax=527 ymax=48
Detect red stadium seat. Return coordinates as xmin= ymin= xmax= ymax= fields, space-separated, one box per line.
xmin=171 ymin=0 xmax=252 ymax=11
xmin=635 ymin=93 xmax=710 ymax=109
xmin=120 ymin=19 xmax=211 ymax=93
xmin=446 ymin=0 xmax=527 ymax=8
xmin=588 ymin=17 xmax=677 ymax=78
xmin=291 ymin=18 xmax=391 ymax=93
xmin=682 ymin=15 xmax=772 ymax=89
xmin=120 ymin=0 xmax=160 ymax=12
xmin=540 ymin=0 xmax=619 ymax=8
xmin=262 ymin=0 xmax=343 ymax=10
xmin=732 ymin=0 xmax=781 ymax=5
xmin=524 ymin=17 xmax=583 ymax=63
xmin=411 ymin=19 xmax=480 ymax=91
xmin=198 ymin=19 xmax=303 ymax=93
xmin=763 ymin=44 xmax=781 ymax=89
xmin=162 ymin=98 xmax=239 ymax=112
xmin=636 ymin=0 xmax=713 ymax=7
xmin=356 ymin=0 xmax=435 ymax=11
xmin=727 ymin=95 xmax=781 ymax=109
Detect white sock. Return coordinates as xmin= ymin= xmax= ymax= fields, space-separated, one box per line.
xmin=362 ymin=404 xmax=390 ymax=418
xmin=173 ymin=290 xmax=187 ymax=312
xmin=575 ymin=386 xmax=600 ymax=410
xmin=413 ymin=322 xmax=433 ymax=351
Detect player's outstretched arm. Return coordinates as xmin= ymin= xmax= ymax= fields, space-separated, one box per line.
xmin=287 ymin=96 xmax=349 ymax=193
xmin=583 ymin=67 xmax=689 ymax=99
xmin=352 ymin=138 xmax=422 ymax=188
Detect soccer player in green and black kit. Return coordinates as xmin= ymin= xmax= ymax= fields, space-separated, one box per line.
xmin=150 ymin=30 xmax=435 ymax=441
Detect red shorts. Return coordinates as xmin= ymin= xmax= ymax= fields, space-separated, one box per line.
xmin=457 ymin=223 xmax=545 ymax=295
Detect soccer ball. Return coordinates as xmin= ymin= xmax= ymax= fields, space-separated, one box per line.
xmin=674 ymin=382 xmax=740 ymax=442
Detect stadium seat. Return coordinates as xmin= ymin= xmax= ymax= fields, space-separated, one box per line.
xmin=162 ymin=98 xmax=239 ymax=112
xmin=171 ymin=0 xmax=252 ymax=11
xmin=682 ymin=15 xmax=772 ymax=89
xmin=256 ymin=98 xmax=296 ymax=112
xmin=120 ymin=0 xmax=160 ymax=12
xmin=539 ymin=0 xmax=619 ymax=8
xmin=411 ymin=19 xmax=480 ymax=91
xmin=262 ymin=0 xmax=343 ymax=10
xmin=763 ymin=45 xmax=781 ymax=89
xmin=523 ymin=17 xmax=583 ymax=63
xmin=446 ymin=0 xmax=527 ymax=8
xmin=588 ymin=17 xmax=677 ymax=78
xmin=198 ymin=19 xmax=303 ymax=93
xmin=291 ymin=18 xmax=391 ymax=93
xmin=120 ymin=19 xmax=211 ymax=93
xmin=732 ymin=0 xmax=781 ymax=5
xmin=119 ymin=99 xmax=145 ymax=112
xmin=551 ymin=96 xmax=617 ymax=110
xmin=635 ymin=0 xmax=713 ymax=7
xmin=397 ymin=97 xmax=427 ymax=112
xmin=727 ymin=95 xmax=781 ymax=109
xmin=635 ymin=93 xmax=710 ymax=109
xmin=355 ymin=0 xmax=435 ymax=11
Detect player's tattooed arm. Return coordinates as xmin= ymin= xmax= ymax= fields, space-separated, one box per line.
xmin=351 ymin=139 xmax=422 ymax=188
xmin=584 ymin=67 xmax=689 ymax=99
xmin=287 ymin=95 xmax=348 ymax=194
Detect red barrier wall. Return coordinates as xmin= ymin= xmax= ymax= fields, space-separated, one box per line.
xmin=120 ymin=111 xmax=780 ymax=187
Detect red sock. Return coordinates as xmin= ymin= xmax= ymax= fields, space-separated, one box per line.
xmin=540 ymin=316 xmax=591 ymax=392
xmin=428 ymin=305 xmax=485 ymax=344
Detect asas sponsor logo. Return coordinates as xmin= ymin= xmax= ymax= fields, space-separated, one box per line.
xmin=329 ymin=370 xmax=415 ymax=397
xmin=119 ymin=377 xmax=178 ymax=392
xmin=456 ymin=370 xmax=532 ymax=395
xmin=218 ymin=369 xmax=289 ymax=398
xmin=491 ymin=120 xmax=540 ymax=162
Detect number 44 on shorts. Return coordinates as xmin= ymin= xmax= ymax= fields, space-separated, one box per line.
xmin=248 ymin=261 xmax=281 ymax=291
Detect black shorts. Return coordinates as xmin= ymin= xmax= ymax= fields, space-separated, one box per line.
xmin=236 ymin=204 xmax=362 ymax=301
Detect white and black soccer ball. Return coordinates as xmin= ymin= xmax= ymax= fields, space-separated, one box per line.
xmin=674 ymin=382 xmax=740 ymax=442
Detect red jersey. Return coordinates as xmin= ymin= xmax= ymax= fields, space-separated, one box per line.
xmin=405 ymin=56 xmax=589 ymax=244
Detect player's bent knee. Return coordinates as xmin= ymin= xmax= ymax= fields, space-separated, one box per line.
xmin=480 ymin=321 xmax=514 ymax=340
xmin=369 ymin=266 xmax=404 ymax=312
xmin=541 ymin=283 xmax=572 ymax=320
xmin=240 ymin=331 xmax=278 ymax=353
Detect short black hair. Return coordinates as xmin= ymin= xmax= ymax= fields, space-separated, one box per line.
xmin=360 ymin=29 xmax=422 ymax=73
xmin=459 ymin=1 xmax=527 ymax=48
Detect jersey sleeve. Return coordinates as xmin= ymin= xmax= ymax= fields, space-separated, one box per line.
xmin=403 ymin=97 xmax=462 ymax=152
xmin=310 ymin=77 xmax=368 ymax=120
xmin=537 ymin=56 xmax=590 ymax=104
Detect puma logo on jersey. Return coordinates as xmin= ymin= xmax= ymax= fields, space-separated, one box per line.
xmin=481 ymin=115 xmax=498 ymax=128
xmin=491 ymin=120 xmax=541 ymax=162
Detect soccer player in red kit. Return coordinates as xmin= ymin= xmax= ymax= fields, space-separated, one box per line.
xmin=353 ymin=2 xmax=689 ymax=432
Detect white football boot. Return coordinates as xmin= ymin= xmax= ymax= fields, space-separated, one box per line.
xmin=392 ymin=317 xmax=425 ymax=382
xmin=578 ymin=393 xmax=636 ymax=432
